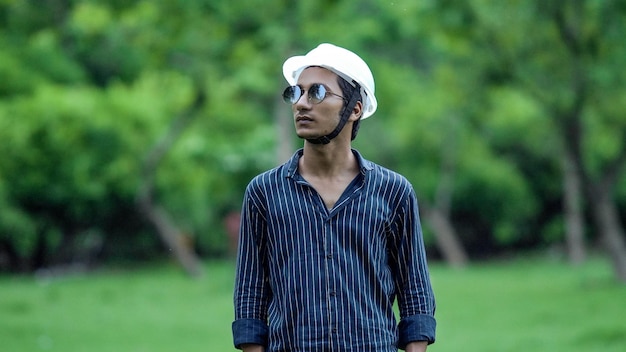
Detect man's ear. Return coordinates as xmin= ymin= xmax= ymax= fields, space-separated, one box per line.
xmin=349 ymin=101 xmax=363 ymax=122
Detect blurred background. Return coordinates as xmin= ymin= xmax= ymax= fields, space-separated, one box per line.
xmin=0 ymin=0 xmax=625 ymax=351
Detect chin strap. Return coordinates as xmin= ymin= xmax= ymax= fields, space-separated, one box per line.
xmin=307 ymin=82 xmax=362 ymax=145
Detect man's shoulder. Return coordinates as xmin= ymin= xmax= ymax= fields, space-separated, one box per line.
xmin=247 ymin=163 xmax=289 ymax=190
xmin=354 ymin=149 xmax=412 ymax=188
xmin=247 ymin=149 xmax=302 ymax=190
xmin=367 ymin=161 xmax=413 ymax=189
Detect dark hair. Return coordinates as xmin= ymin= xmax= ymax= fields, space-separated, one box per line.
xmin=337 ymin=76 xmax=362 ymax=140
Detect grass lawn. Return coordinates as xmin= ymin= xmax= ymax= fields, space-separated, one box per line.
xmin=430 ymin=256 xmax=625 ymax=351
xmin=0 ymin=255 xmax=624 ymax=351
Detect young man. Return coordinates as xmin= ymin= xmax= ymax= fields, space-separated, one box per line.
xmin=232 ymin=43 xmax=436 ymax=352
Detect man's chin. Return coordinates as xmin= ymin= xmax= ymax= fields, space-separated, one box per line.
xmin=296 ymin=132 xmax=319 ymax=140
xmin=296 ymin=128 xmax=332 ymax=140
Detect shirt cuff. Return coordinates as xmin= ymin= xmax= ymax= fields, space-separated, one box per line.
xmin=232 ymin=318 xmax=268 ymax=349
xmin=397 ymin=314 xmax=437 ymax=349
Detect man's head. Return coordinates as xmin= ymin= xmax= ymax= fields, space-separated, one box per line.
xmin=282 ymin=43 xmax=377 ymax=144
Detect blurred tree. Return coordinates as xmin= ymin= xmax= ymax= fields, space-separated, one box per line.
xmin=0 ymin=0 xmax=624 ymax=277
xmin=545 ymin=0 xmax=626 ymax=281
xmin=137 ymin=87 xmax=206 ymax=278
xmin=460 ymin=0 xmax=626 ymax=280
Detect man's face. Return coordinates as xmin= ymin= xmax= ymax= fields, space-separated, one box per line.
xmin=292 ymin=67 xmax=345 ymax=140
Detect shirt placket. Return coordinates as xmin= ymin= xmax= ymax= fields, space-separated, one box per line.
xmin=296 ymin=169 xmax=364 ymax=351
xmin=324 ymin=214 xmax=339 ymax=351
xmin=325 ymin=180 xmax=363 ymax=351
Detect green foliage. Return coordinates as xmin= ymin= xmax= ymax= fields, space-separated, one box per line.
xmin=455 ymin=146 xmax=538 ymax=245
xmin=0 ymin=0 xmax=624 ymax=270
xmin=0 ymin=181 xmax=37 ymax=258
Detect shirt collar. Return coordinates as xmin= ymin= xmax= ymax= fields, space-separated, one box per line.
xmin=285 ymin=148 xmax=374 ymax=178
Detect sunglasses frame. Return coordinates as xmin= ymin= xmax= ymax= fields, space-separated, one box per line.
xmin=282 ymin=83 xmax=346 ymax=105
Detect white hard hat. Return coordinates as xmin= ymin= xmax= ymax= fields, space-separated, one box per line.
xmin=282 ymin=43 xmax=378 ymax=119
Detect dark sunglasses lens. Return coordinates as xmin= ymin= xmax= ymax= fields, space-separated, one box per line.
xmin=309 ymin=84 xmax=326 ymax=103
xmin=283 ymin=86 xmax=301 ymax=104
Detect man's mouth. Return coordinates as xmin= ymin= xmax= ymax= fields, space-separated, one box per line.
xmin=296 ymin=115 xmax=313 ymax=122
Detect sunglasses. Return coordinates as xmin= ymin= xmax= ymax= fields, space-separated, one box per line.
xmin=282 ymin=84 xmax=345 ymax=105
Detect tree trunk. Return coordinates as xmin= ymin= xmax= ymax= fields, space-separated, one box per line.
xmin=137 ymin=200 xmax=203 ymax=277
xmin=424 ymin=118 xmax=468 ymax=267
xmin=588 ymin=189 xmax=626 ymax=283
xmin=137 ymin=90 xmax=205 ymax=278
xmin=550 ymin=3 xmax=626 ymax=283
xmin=563 ymin=150 xmax=586 ymax=265
xmin=423 ymin=206 xmax=468 ymax=267
xmin=275 ymin=85 xmax=295 ymax=164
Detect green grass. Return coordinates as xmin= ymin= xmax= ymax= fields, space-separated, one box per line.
xmin=430 ymin=256 xmax=625 ymax=352
xmin=0 ymin=260 xmax=236 ymax=352
xmin=0 ymin=256 xmax=624 ymax=351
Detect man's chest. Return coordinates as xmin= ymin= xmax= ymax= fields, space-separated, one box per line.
xmin=262 ymin=188 xmax=395 ymax=260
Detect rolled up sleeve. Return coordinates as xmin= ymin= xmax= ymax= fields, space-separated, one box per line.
xmin=232 ymin=185 xmax=271 ymax=349
xmin=397 ymin=314 xmax=437 ymax=348
xmin=232 ymin=318 xmax=269 ymax=349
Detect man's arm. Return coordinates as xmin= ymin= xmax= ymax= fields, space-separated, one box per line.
xmin=241 ymin=344 xmax=264 ymax=352
xmin=393 ymin=186 xmax=437 ymax=346
xmin=232 ymin=188 xmax=271 ymax=349
xmin=405 ymin=341 xmax=428 ymax=352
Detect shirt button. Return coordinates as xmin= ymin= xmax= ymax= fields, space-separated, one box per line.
xmin=326 ymin=254 xmax=332 ymax=259
xmin=330 ymin=291 xmax=336 ymax=296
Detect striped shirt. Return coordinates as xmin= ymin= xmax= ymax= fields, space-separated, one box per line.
xmin=232 ymin=149 xmax=436 ymax=351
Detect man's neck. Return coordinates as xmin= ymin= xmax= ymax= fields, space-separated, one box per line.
xmin=299 ymin=141 xmax=358 ymax=179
